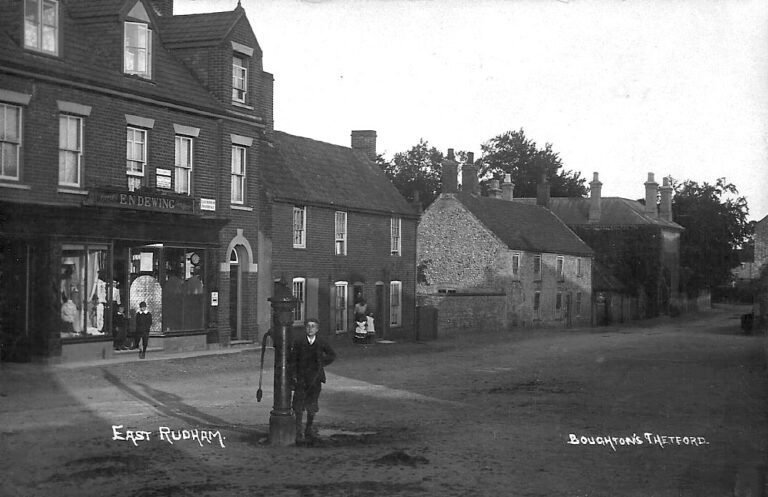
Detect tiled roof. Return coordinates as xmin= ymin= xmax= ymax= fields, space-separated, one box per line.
xmin=159 ymin=10 xmax=243 ymax=45
xmin=454 ymin=192 xmax=593 ymax=256
xmin=0 ymin=2 xmax=226 ymax=114
xmin=264 ymin=131 xmax=417 ymax=216
xmin=65 ymin=0 xmax=127 ymax=19
xmin=513 ymin=197 xmax=684 ymax=230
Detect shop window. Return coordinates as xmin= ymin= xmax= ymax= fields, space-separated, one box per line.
xmin=127 ymin=245 xmax=207 ymax=332
xmin=25 ymin=0 xmax=58 ymax=55
xmin=1 ymin=103 xmax=21 ymax=181
xmin=60 ymin=244 xmax=109 ymax=337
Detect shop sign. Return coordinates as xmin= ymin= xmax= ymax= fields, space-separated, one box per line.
xmin=85 ymin=187 xmax=195 ymax=214
xmin=200 ymin=198 xmax=216 ymax=211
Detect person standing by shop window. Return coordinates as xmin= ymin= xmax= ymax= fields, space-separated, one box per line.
xmin=135 ymin=301 xmax=152 ymax=359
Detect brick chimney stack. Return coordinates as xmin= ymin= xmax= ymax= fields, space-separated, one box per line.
xmin=488 ymin=179 xmax=502 ymax=199
xmin=149 ymin=0 xmax=173 ymax=16
xmin=351 ymin=130 xmax=377 ymax=162
xmin=501 ymin=173 xmax=514 ymax=201
xmin=589 ymin=172 xmax=602 ymax=224
xmin=659 ymin=176 xmax=673 ymax=222
xmin=536 ymin=174 xmax=550 ymax=208
xmin=644 ymin=172 xmax=658 ymax=217
xmin=442 ymin=148 xmax=458 ymax=194
xmin=462 ymin=152 xmax=479 ymax=195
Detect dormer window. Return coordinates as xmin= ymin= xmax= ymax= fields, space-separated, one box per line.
xmin=124 ymin=2 xmax=152 ymax=79
xmin=24 ymin=0 xmax=58 ymax=55
xmin=232 ymin=55 xmax=247 ymax=103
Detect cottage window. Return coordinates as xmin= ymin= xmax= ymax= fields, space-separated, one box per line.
xmin=174 ymin=136 xmax=193 ymax=195
xmin=1 ymin=103 xmax=22 ymax=181
xmin=390 ymin=216 xmax=401 ymax=256
xmin=533 ymin=291 xmax=541 ymax=320
xmin=126 ymin=126 xmax=146 ymax=191
xmin=333 ymin=281 xmax=348 ymax=333
xmin=555 ymin=292 xmax=563 ymax=320
xmin=58 ymin=115 xmax=82 ymax=187
xmin=232 ymin=55 xmax=248 ymax=103
xmin=335 ymin=211 xmax=347 ymax=255
xmin=293 ymin=206 xmax=306 ymax=248
xmin=231 ymin=145 xmax=246 ymax=204
xmin=576 ymin=292 xmax=582 ymax=316
xmin=124 ymin=22 xmax=152 ymax=78
xmin=577 ymin=257 xmax=583 ymax=277
xmin=292 ymin=277 xmax=306 ymax=324
xmin=556 ymin=256 xmax=565 ymax=282
xmin=512 ymin=253 xmax=521 ymax=279
xmin=533 ymin=254 xmax=542 ymax=281
xmin=25 ymin=0 xmax=58 ymax=55
xmin=390 ymin=280 xmax=402 ymax=326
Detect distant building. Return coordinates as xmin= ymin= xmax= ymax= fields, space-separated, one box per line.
xmin=515 ymin=172 xmax=684 ymax=318
xmin=418 ymin=151 xmax=593 ymax=334
xmin=754 ymin=215 xmax=768 ymax=274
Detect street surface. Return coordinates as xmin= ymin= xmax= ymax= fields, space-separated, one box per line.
xmin=0 ymin=304 xmax=766 ymax=497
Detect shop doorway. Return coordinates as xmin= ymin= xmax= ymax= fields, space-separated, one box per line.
xmin=0 ymin=240 xmax=30 ymax=361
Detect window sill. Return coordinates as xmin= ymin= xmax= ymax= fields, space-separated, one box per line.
xmin=232 ymin=101 xmax=254 ymax=110
xmin=0 ymin=182 xmax=31 ymax=190
xmin=58 ymin=187 xmax=88 ymax=196
xmin=293 ymin=246 xmax=306 ymax=250
xmin=230 ymin=204 xmax=253 ymax=211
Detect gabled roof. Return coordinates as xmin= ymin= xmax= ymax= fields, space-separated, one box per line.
xmin=0 ymin=1 xmax=227 ymax=114
xmin=452 ymin=192 xmax=593 ymax=257
xmin=513 ymin=197 xmax=683 ymax=230
xmin=158 ymin=9 xmax=244 ymax=46
xmin=263 ymin=131 xmax=416 ymax=217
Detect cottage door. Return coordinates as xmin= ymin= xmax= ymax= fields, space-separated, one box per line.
xmin=565 ymin=293 xmax=573 ymax=327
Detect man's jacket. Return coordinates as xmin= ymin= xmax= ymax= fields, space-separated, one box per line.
xmin=288 ymin=336 xmax=336 ymax=387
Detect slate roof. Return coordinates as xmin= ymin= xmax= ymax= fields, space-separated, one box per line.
xmin=159 ymin=10 xmax=243 ymax=45
xmin=65 ymin=0 xmax=127 ymax=19
xmin=263 ymin=131 xmax=417 ymax=217
xmin=0 ymin=1 xmax=228 ymax=114
xmin=453 ymin=192 xmax=593 ymax=256
xmin=513 ymin=197 xmax=684 ymax=230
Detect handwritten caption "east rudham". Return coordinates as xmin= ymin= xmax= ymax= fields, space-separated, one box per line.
xmin=567 ymin=433 xmax=709 ymax=451
xmin=112 ymin=425 xmax=226 ymax=448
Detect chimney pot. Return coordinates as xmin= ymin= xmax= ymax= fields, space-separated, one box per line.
xmin=467 ymin=152 xmax=474 ymax=164
xmin=489 ymin=179 xmax=502 ymax=199
xmin=536 ymin=175 xmax=551 ymax=208
xmin=502 ymin=174 xmax=514 ymax=201
xmin=589 ymin=171 xmax=603 ymax=223
xmin=659 ymin=175 xmax=673 ymax=222
xmin=447 ymin=148 xmax=455 ymax=160
xmin=461 ymin=152 xmax=479 ymax=195
xmin=644 ymin=172 xmax=659 ymax=217
xmin=442 ymin=149 xmax=458 ymax=194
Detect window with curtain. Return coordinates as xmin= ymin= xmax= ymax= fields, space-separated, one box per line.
xmin=1 ymin=103 xmax=22 ymax=180
xmin=231 ymin=145 xmax=245 ymax=203
xmin=175 ymin=135 xmax=193 ymax=194
xmin=25 ymin=0 xmax=58 ymax=55
xmin=59 ymin=114 xmax=82 ymax=187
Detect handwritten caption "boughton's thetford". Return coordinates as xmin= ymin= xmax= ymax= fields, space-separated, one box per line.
xmin=112 ymin=425 xmax=226 ymax=448
xmin=567 ymin=433 xmax=710 ymax=451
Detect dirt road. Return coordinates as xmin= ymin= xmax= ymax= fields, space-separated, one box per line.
xmin=1 ymin=304 xmax=766 ymax=496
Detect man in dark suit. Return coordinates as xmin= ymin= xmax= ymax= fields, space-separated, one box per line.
xmin=289 ymin=318 xmax=336 ymax=444
xmin=135 ymin=301 xmax=152 ymax=359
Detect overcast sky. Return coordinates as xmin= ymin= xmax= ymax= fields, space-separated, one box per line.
xmin=177 ymin=0 xmax=768 ymax=221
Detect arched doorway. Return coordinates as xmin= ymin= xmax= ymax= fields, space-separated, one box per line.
xmin=229 ymin=246 xmax=245 ymax=340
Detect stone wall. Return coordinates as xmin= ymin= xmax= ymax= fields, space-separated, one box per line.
xmin=418 ymin=293 xmax=508 ymax=338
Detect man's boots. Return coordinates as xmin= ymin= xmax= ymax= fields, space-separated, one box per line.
xmin=304 ymin=413 xmax=317 ymax=441
xmin=295 ymin=411 xmax=304 ymax=444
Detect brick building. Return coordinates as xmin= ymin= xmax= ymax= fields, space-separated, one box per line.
xmin=0 ymin=0 xmax=272 ymax=361
xmin=515 ymin=172 xmax=684 ymax=319
xmin=417 ymin=151 xmax=594 ymax=333
xmin=258 ymin=130 xmax=419 ymax=341
xmin=754 ymin=215 xmax=768 ymax=273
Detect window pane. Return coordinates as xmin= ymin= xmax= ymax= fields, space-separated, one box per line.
xmin=59 ymin=151 xmax=78 ymax=184
xmin=2 ymin=143 xmax=19 ymax=177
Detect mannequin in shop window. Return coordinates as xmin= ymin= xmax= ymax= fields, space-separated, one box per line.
xmin=90 ymin=270 xmax=108 ymax=333
xmin=61 ymin=293 xmax=77 ymax=335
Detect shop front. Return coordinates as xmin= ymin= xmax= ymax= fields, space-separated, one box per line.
xmin=1 ymin=188 xmax=227 ymax=363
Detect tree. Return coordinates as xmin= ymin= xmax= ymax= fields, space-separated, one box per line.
xmin=377 ymin=139 xmax=444 ymax=210
xmin=672 ymin=177 xmax=752 ymax=293
xmin=476 ymin=129 xmax=587 ymax=197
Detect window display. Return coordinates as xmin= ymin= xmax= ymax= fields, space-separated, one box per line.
xmin=60 ymin=244 xmax=109 ymax=337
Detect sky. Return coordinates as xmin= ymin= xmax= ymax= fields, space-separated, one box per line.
xmin=176 ymin=0 xmax=768 ymax=221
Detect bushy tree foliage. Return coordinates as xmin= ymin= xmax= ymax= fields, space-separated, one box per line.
xmin=376 ymin=139 xmax=445 ymax=210
xmin=476 ymin=129 xmax=587 ymax=197
xmin=672 ymin=177 xmax=751 ymax=293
